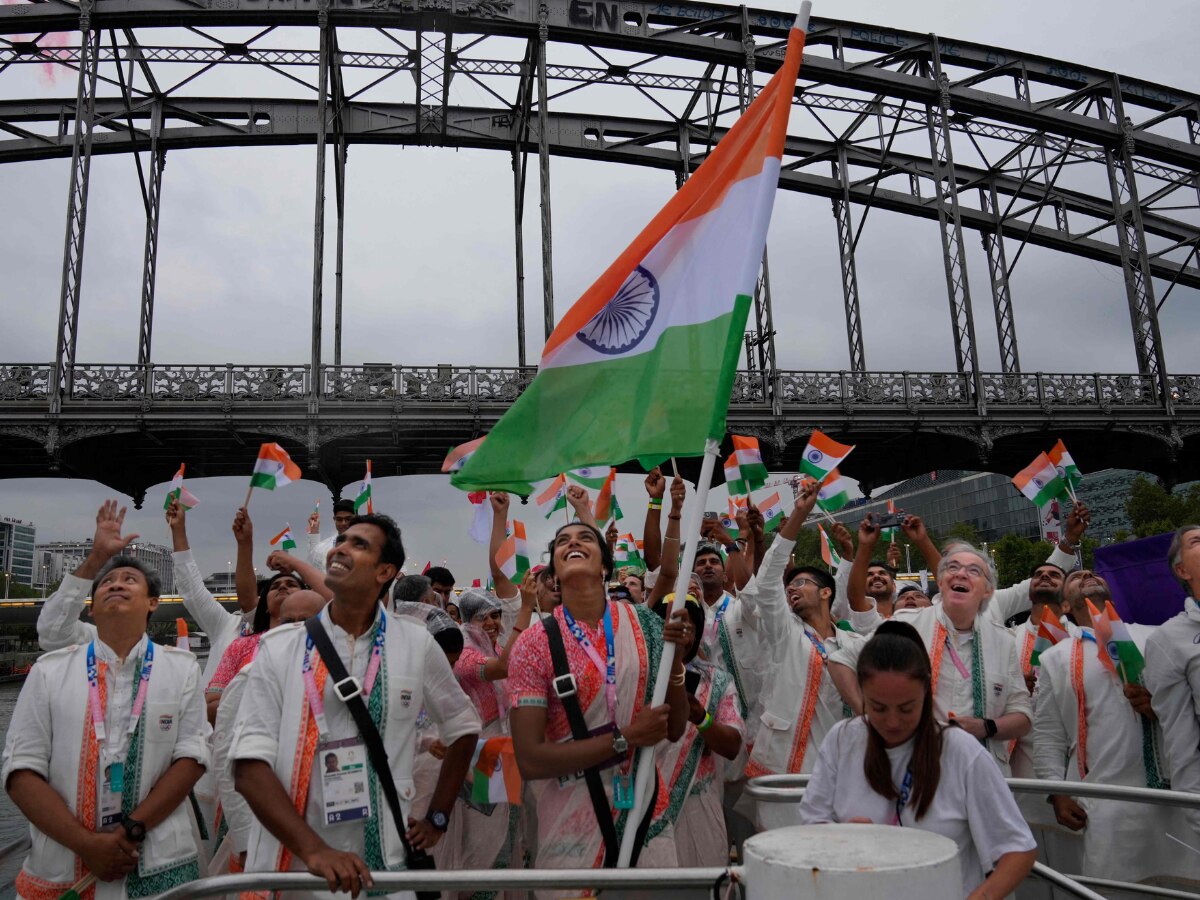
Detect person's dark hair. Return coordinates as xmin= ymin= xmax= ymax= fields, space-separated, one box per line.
xmin=433 ymin=627 xmax=464 ymax=658
xmin=332 ymin=499 xmax=356 ymax=515
xmin=857 ymin=620 xmax=943 ymax=821
xmin=865 ymin=561 xmax=898 ymax=578
xmin=1030 ymin=562 xmax=1067 ymax=578
xmin=91 ymin=555 xmax=162 ymax=601
xmin=393 ymin=574 xmax=432 ymax=606
xmin=692 ymin=541 xmax=726 ymax=569
xmin=254 ymin=571 xmax=308 ymax=634
xmin=344 ymin=513 xmax=405 ymax=599
xmin=783 ymin=565 xmax=836 ymax=605
xmin=545 ymin=522 xmax=615 ymax=581
xmin=425 ymin=566 xmax=454 ymax=586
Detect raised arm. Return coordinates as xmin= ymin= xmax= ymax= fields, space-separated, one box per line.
xmin=37 ymin=500 xmax=136 ymax=649
xmin=482 ymin=571 xmax=538 ymax=681
xmin=646 ymin=476 xmax=685 ymax=608
xmin=900 ymin=514 xmax=941 ymax=572
xmin=641 ymin=467 xmax=666 ymax=573
xmin=565 ymin=485 xmax=599 ymax=529
xmin=991 ymin=501 xmax=1089 ymax=622
xmin=166 ymin=499 xmax=247 ymax=637
xmin=487 ymin=492 xmax=518 ymax=600
xmin=700 ymin=517 xmax=751 ymax=592
xmin=231 ymin=507 xmax=258 ymax=613
xmin=748 ymin=479 xmax=818 ymax=645
xmin=847 ymin=515 xmax=881 ymax=613
xmin=265 ymin=551 xmax=332 ymax=600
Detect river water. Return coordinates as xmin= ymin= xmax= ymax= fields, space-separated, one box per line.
xmin=1 ymin=680 xmax=26 ymax=894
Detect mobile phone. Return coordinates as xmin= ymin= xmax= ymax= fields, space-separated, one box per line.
xmin=684 ymin=670 xmax=701 ymax=695
xmin=876 ymin=511 xmax=905 ymax=529
xmin=703 ymin=511 xmax=719 ymax=520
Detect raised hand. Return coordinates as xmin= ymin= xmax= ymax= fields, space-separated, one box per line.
xmin=307 ymin=509 xmax=320 ymax=535
xmin=900 ymin=514 xmax=928 ymax=544
xmin=1065 ymin=500 xmax=1090 ymax=545
xmin=92 ymin=500 xmax=138 ymax=561
xmin=858 ymin=513 xmax=880 ymax=548
xmin=232 ymin=507 xmax=253 ymax=544
xmin=669 ymin=475 xmax=686 ymax=513
xmin=793 ymin=477 xmax=818 ymax=520
xmin=700 ymin=516 xmax=732 ymax=546
xmin=266 ymin=550 xmax=296 ymax=574
xmin=566 ymin=484 xmax=590 ymax=513
xmin=886 ymin=542 xmax=902 ymax=570
xmin=745 ymin=505 xmax=765 ymax=537
xmin=490 ymin=491 xmax=510 ymax=515
xmin=644 ymin=467 xmax=666 ymax=500
xmin=831 ymin=522 xmax=855 ymax=559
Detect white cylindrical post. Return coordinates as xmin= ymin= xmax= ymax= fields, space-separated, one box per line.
xmin=744 ymin=824 xmax=961 ymax=899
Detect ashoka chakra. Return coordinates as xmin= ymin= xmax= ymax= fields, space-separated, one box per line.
xmin=576 ymin=265 xmax=660 ymax=355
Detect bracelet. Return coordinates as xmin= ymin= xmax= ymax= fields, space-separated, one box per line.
xmin=667 ymin=514 xmax=682 ymax=521
xmin=670 ymin=669 xmax=686 ymax=687
xmin=696 ymin=712 xmax=714 ymax=733
xmin=663 ymin=535 xmax=680 ymax=543
xmin=511 ymin=626 xmax=524 ymax=633
xmin=648 ymin=499 xmax=663 ymax=510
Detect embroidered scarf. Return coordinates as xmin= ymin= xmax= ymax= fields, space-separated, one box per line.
xmin=930 ymin=620 xmax=986 ymax=735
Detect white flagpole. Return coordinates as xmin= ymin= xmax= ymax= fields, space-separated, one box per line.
xmin=616 ymin=437 xmax=721 ymax=867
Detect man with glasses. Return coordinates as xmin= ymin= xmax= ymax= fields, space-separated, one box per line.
xmin=741 ymin=481 xmax=866 ymax=791
xmin=307 ymin=499 xmax=358 ymax=571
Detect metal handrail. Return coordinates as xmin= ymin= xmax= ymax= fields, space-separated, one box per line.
xmin=1030 ymin=863 xmax=1110 ymax=900
xmin=154 ymin=867 xmax=737 ymax=899
xmin=1065 ymin=877 xmax=1200 ymax=899
xmin=744 ymin=774 xmax=1200 ymax=810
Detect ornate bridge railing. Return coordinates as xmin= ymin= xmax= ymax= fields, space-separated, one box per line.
xmin=1 ymin=364 xmax=1197 ymax=412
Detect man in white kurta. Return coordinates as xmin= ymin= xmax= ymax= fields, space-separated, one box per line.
xmin=740 ymin=485 xmax=865 ymax=798
xmin=4 ymin=554 xmax=211 ymax=900
xmin=1034 ymin=573 xmax=1198 ymax=894
xmin=1145 ymin=524 xmax=1200 ymax=837
xmin=233 ymin=515 xmax=480 ymax=899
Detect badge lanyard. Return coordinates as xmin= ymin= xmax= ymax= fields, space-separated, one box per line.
xmin=804 ymin=628 xmax=830 ymax=661
xmin=87 ymin=639 xmax=154 ymax=792
xmin=893 ymin=764 xmax=913 ymax=826
xmin=703 ymin=595 xmax=730 ymax=647
xmin=303 ymin=608 xmax=386 ymax=737
xmin=561 ymin=602 xmax=617 ymax=724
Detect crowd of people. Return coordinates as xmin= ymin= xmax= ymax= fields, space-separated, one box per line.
xmin=3 ymin=469 xmax=1200 ymax=900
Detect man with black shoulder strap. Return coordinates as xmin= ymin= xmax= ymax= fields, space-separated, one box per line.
xmin=233 ymin=514 xmax=481 ymax=899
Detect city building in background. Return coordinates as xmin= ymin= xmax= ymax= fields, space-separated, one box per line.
xmin=0 ymin=517 xmax=36 ymax=589
xmin=203 ymin=571 xmax=238 ymax=594
xmin=31 ymin=538 xmax=175 ymax=594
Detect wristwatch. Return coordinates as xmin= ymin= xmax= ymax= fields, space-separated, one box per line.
xmin=425 ymin=810 xmax=449 ymax=833
xmin=122 ymin=816 xmax=147 ymax=844
xmin=984 ymin=718 xmax=998 ymax=739
xmin=612 ymin=728 xmax=629 ymax=755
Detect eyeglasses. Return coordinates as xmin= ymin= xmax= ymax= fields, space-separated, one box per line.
xmin=942 ymin=561 xmax=987 ymax=579
xmin=788 ymin=578 xmax=821 ymax=590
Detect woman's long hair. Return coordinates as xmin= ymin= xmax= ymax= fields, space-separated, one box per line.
xmin=857 ymin=620 xmax=943 ymax=820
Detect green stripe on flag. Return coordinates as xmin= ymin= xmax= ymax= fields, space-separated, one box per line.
xmin=250 ymin=472 xmax=280 ymax=489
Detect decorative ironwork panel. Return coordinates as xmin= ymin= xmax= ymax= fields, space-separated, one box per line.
xmin=1039 ymin=374 xmax=1100 ymax=406
xmin=775 ymin=371 xmax=842 ymax=405
xmin=473 ymin=367 xmax=535 ymax=402
xmin=0 ymin=365 xmax=50 ymax=400
xmin=1095 ymin=374 xmax=1156 ymax=406
xmin=230 ymin=366 xmax=307 ymax=401
xmin=323 ymin=366 xmax=397 ymax=400
xmin=844 ymin=373 xmax=907 ymax=405
xmin=153 ymin=365 xmax=228 ymax=401
xmin=1168 ymin=374 xmax=1200 ymax=407
xmin=70 ymin=365 xmax=146 ymax=401
xmin=902 ymin=373 xmax=972 ymax=406
xmin=730 ymin=371 xmax=769 ymax=404
xmin=980 ymin=373 xmax=1041 ymax=405
xmin=397 ymin=367 xmax=466 ymax=401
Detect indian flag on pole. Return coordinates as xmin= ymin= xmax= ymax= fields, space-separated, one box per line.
xmin=818 ymin=523 xmax=843 ymax=568
xmin=443 ymin=437 xmax=484 ymax=474
xmin=799 ymin=430 xmax=855 ymax=481
xmin=535 ymin=474 xmax=568 ymax=519
xmin=251 ymin=443 xmax=302 ymax=491
xmin=163 ymin=463 xmax=199 ymax=511
xmin=757 ymin=491 xmax=785 ymax=533
xmin=270 ymin=525 xmax=298 ymax=552
xmin=495 ymin=520 xmax=531 ymax=580
xmin=1048 ymin=439 xmax=1083 ymax=499
xmin=354 ymin=460 xmax=373 ymax=514
xmin=593 ymin=469 xmax=619 ymax=523
xmin=816 ymin=469 xmax=851 ymax=514
xmin=1012 ymin=453 xmax=1065 ymax=507
xmin=1101 ymin=601 xmax=1145 ymax=684
xmin=450 ymin=18 xmax=808 ymax=492
xmin=1031 ymin=606 xmax=1068 ymax=666
xmin=470 ymin=737 xmax=523 ymax=806
xmin=724 ymin=435 xmax=769 ymax=496
xmin=615 ymin=534 xmax=646 ymax=571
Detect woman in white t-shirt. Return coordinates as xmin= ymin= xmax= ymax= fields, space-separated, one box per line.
xmin=799 ymin=621 xmax=1037 ymax=899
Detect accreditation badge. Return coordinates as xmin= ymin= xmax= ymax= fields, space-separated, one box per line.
xmin=319 ymin=737 xmax=372 ymax=825
xmin=98 ymin=756 xmax=124 ymax=828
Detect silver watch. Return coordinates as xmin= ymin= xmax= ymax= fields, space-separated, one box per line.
xmin=612 ymin=728 xmax=629 ymax=755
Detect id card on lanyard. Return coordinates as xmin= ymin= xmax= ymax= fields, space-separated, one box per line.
xmin=88 ymin=640 xmax=154 ymax=828
xmin=302 ymin=610 xmax=386 ymax=824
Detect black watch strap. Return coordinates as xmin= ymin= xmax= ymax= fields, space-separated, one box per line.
xmin=984 ymin=718 xmax=998 ymax=739
xmin=122 ymin=816 xmax=147 ymax=843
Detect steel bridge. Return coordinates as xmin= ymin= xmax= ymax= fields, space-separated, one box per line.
xmin=1 ymin=0 xmax=1199 ymax=501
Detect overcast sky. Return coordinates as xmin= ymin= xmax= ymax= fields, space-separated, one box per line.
xmin=0 ymin=0 xmax=1197 ymax=584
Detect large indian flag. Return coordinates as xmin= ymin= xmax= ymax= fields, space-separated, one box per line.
xmin=451 ymin=23 xmax=809 ymax=493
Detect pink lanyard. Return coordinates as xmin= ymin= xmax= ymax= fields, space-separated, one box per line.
xmin=302 ymin=609 xmax=386 ymax=737
xmin=561 ymin=603 xmax=617 ymax=723
xmin=87 ymin=639 xmax=153 ymax=750
xmin=943 ymin=632 xmax=972 ymax=679
xmin=704 ymin=595 xmax=730 ymax=647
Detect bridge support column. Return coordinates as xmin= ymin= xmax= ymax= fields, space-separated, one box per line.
xmin=51 ymin=1 xmax=99 ymax=412
xmin=832 ymin=144 xmax=867 ymax=372
xmin=137 ymin=104 xmax=165 ymax=374
xmin=978 ymin=183 xmax=1021 ymax=374
xmin=310 ymin=1 xmax=331 ymax=402
xmin=331 ymin=29 xmax=348 ymax=368
xmin=925 ymin=46 xmax=982 ymax=401
xmin=1104 ymin=77 xmax=1169 ymax=409
xmin=536 ymin=5 xmax=555 ymax=339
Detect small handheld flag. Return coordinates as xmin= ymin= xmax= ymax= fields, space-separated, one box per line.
xmin=535 ymin=474 xmax=569 ymax=519
xmin=593 ymin=468 xmax=619 ymax=524
xmin=164 ymin=463 xmax=200 ymax=511
xmin=1012 ymin=453 xmax=1064 ymax=507
xmin=800 ymin=430 xmax=855 ymax=481
xmin=175 ymin=618 xmax=189 ymax=650
xmin=495 ymin=519 xmax=531 ymax=581
xmin=470 ymin=737 xmax=523 ymax=806
xmin=247 ymin=443 xmax=302 ymax=506
xmin=882 ymin=499 xmax=899 ymax=543
xmin=615 ymin=533 xmax=646 ymax=571
xmin=1048 ymin=439 xmax=1083 ymax=502
xmin=270 ymin=525 xmax=298 ymax=552
xmin=723 ymin=436 xmax=769 ymax=496
xmin=816 ymin=469 xmax=851 ymax=514
xmin=354 ymin=460 xmax=373 ymax=514
xmin=757 ymin=491 xmax=785 ymax=533
xmin=818 ymin=523 xmax=843 ymax=568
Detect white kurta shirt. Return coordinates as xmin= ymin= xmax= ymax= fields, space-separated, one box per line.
xmin=1145 ymin=597 xmax=1200 ymax=836
xmin=799 ymin=717 xmax=1036 ymax=895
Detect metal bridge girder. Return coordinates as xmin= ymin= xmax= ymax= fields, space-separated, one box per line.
xmin=978 ymin=184 xmax=1020 ymax=375
xmin=831 ymin=144 xmax=866 ymax=373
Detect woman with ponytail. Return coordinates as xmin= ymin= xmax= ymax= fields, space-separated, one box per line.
xmin=799 ymin=621 xmax=1037 ymax=899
